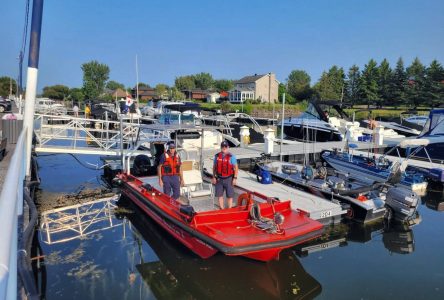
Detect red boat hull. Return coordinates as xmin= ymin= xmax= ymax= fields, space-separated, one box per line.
xmin=119 ymin=174 xmax=323 ymax=262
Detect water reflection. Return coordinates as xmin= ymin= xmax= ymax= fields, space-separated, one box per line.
xmin=293 ymin=216 xmax=420 ymax=258
xmin=423 ymin=189 xmax=444 ymax=211
xmin=119 ymin=196 xmax=322 ymax=300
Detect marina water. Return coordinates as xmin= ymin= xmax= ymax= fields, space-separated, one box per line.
xmin=34 ymin=153 xmax=444 ymax=299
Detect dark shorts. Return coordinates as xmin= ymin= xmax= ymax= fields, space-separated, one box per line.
xmin=162 ymin=175 xmax=181 ymax=200
xmin=215 ymin=176 xmax=234 ymax=198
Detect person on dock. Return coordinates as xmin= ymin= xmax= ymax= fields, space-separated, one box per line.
xmin=158 ymin=141 xmax=184 ymax=202
xmin=85 ymin=104 xmax=91 ymax=119
xmin=73 ymin=103 xmax=79 ymax=117
xmin=212 ymin=141 xmax=238 ymax=209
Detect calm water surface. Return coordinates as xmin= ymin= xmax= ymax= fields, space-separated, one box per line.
xmin=35 ymin=154 xmax=444 ymax=299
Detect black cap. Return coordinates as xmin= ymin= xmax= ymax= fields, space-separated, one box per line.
xmin=221 ymin=141 xmax=229 ymax=148
xmin=167 ymin=141 xmax=176 ymax=148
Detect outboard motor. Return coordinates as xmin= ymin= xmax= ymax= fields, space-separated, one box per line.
xmin=256 ymin=168 xmax=273 ymax=184
xmin=385 ymin=187 xmax=419 ymax=221
xmin=133 ymin=155 xmax=152 ymax=176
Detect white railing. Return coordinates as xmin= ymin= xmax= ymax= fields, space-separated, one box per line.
xmin=0 ymin=128 xmax=27 ymax=300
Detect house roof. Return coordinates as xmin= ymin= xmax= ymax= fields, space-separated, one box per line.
xmin=234 ymin=74 xmax=266 ymax=84
xmin=112 ymin=88 xmax=128 ymax=98
xmin=229 ymin=87 xmax=255 ymax=92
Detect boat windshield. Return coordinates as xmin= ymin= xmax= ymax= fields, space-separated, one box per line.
xmin=301 ymin=103 xmax=321 ymax=120
xmin=420 ymin=110 xmax=444 ymax=136
xmin=159 ymin=113 xmax=195 ymax=125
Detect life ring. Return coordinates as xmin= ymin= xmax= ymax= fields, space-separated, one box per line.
xmin=357 ymin=194 xmax=368 ymax=202
xmin=237 ymin=193 xmax=254 ymax=207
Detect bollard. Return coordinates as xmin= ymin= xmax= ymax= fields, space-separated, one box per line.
xmin=239 ymin=125 xmax=250 ymax=148
xmin=375 ymin=125 xmax=384 ymax=146
xmin=263 ymin=127 xmax=275 ymax=154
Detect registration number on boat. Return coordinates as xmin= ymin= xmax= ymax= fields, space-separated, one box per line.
xmin=320 ymin=211 xmax=332 ymax=218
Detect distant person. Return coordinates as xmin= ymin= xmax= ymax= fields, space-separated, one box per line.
xmin=212 ymin=141 xmax=238 ymax=209
xmin=85 ymin=104 xmax=91 ymax=119
xmin=368 ymin=116 xmax=378 ymax=130
xmin=73 ymin=103 xmax=79 ymax=117
xmin=324 ymin=110 xmax=329 ymax=120
xmin=158 ymin=141 xmax=183 ymax=202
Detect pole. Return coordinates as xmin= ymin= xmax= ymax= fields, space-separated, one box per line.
xmin=23 ymin=0 xmax=44 ymax=176
xmin=136 ymin=54 xmax=139 ymax=101
xmin=280 ymin=93 xmax=285 ymax=161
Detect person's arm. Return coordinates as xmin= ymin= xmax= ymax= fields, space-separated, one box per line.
xmin=212 ymin=157 xmax=217 ymax=184
xmin=232 ymin=164 xmax=238 ymax=186
xmin=158 ymin=154 xmax=164 ymax=187
xmin=232 ymin=155 xmax=238 ymax=186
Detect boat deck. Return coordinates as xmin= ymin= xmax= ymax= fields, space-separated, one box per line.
xmin=202 ymin=160 xmax=345 ymax=224
xmin=353 ymin=150 xmax=443 ymax=170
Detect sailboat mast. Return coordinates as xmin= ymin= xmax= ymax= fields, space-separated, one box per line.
xmin=135 ymin=54 xmax=139 ymax=101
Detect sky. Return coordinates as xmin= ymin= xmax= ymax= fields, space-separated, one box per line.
xmin=1 ymin=0 xmax=443 ymax=91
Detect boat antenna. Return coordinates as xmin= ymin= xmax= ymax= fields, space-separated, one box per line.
xmin=135 ymin=54 xmax=139 ymax=101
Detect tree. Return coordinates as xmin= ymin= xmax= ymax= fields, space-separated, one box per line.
xmin=170 ymin=87 xmax=186 ymax=100
xmin=0 ymin=76 xmax=17 ymax=97
xmin=278 ymin=83 xmax=295 ymax=104
xmin=155 ymin=83 xmax=169 ymax=99
xmin=425 ymin=60 xmax=444 ymax=106
xmin=391 ymin=57 xmax=407 ymax=106
xmin=81 ymin=60 xmax=110 ymax=99
xmin=68 ymin=88 xmax=84 ymax=102
xmin=194 ymin=72 xmax=214 ymax=90
xmin=106 ymin=80 xmax=125 ymax=91
xmin=214 ymin=79 xmax=234 ymax=92
xmin=137 ymin=82 xmax=150 ymax=89
xmin=345 ymin=65 xmax=361 ymax=105
xmin=287 ymin=70 xmax=311 ymax=101
xmin=406 ymin=57 xmax=426 ymax=106
xmin=377 ymin=59 xmax=393 ymax=104
xmin=42 ymin=84 xmax=70 ymax=100
xmin=313 ymin=66 xmax=345 ymax=100
xmin=360 ymin=59 xmax=379 ymax=105
xmin=175 ymin=75 xmax=195 ymax=90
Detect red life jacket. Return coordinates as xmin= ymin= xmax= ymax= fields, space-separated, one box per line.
xmin=215 ymin=152 xmax=234 ymax=177
xmin=161 ymin=152 xmax=181 ymax=176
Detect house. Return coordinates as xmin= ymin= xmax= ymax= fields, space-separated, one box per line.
xmin=206 ymin=92 xmax=220 ymax=103
xmin=112 ymin=88 xmax=129 ymax=99
xmin=132 ymin=86 xmax=156 ymax=100
xmin=229 ymin=73 xmax=279 ymax=103
xmin=183 ymin=89 xmax=209 ymax=100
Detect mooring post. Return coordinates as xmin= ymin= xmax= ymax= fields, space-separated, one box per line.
xmin=23 ymin=0 xmax=44 ymax=176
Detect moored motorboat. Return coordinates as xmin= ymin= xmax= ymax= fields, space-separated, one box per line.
xmin=115 ymin=172 xmax=324 ymax=262
xmin=257 ymin=161 xmax=387 ymax=223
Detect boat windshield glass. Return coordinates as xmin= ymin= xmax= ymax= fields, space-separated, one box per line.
xmin=420 ymin=110 xmax=444 ymax=136
xmin=159 ymin=113 xmax=195 ymax=125
xmin=301 ymin=103 xmax=321 ymax=120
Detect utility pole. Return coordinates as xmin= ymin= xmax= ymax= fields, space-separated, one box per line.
xmin=23 ymin=0 xmax=44 ymax=176
xmin=136 ymin=54 xmax=139 ymax=101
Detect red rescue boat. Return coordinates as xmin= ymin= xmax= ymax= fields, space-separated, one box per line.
xmin=116 ymin=173 xmax=323 ymax=262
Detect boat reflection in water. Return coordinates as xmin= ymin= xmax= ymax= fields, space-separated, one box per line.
xmin=294 ymin=216 xmax=420 ymax=258
xmin=118 ymin=196 xmax=322 ymax=300
xmin=423 ymin=189 xmax=444 ymax=211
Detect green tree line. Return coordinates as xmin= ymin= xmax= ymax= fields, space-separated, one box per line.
xmin=283 ymin=57 xmax=444 ymax=107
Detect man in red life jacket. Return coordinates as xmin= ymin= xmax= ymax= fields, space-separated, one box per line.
xmin=158 ymin=141 xmax=184 ymax=201
xmin=212 ymin=141 xmax=238 ymax=209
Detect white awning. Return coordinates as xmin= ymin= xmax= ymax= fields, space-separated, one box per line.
xmin=399 ymin=138 xmax=430 ymax=148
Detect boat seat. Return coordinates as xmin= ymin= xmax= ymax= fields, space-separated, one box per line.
xmin=181 ymin=169 xmax=213 ymax=201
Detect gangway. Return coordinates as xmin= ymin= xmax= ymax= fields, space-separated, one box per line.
xmin=34 ymin=113 xmax=170 ymax=155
